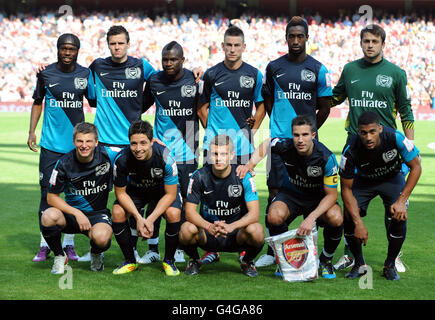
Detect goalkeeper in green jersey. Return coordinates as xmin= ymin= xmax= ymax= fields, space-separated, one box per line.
xmin=332 ymin=24 xmax=414 ymax=273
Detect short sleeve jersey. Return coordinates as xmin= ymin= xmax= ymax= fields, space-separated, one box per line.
xmin=48 ymin=145 xmax=119 ymax=213
xmin=199 ymin=62 xmax=263 ymax=156
xmin=263 ymin=54 xmax=332 ymax=139
xmin=332 ymin=58 xmax=414 ymax=136
xmin=339 ymin=126 xmax=419 ymax=181
xmin=113 ymin=142 xmax=178 ymax=198
xmin=271 ymin=138 xmax=338 ymax=200
xmin=143 ymin=69 xmax=199 ymax=163
xmin=186 ymin=165 xmax=258 ymax=224
xmin=32 ymin=63 xmax=96 ymax=153
xmin=90 ymin=56 xmax=156 ymax=145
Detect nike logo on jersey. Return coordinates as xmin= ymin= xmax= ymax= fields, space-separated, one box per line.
xmin=361 ymin=163 xmax=370 ymax=167
xmin=351 ymin=79 xmax=360 ymax=84
xmin=100 ymin=72 xmax=109 ymax=76
xmin=276 ymin=73 xmax=285 ymax=78
xmin=156 ymin=91 xmax=166 ymax=95
xmin=215 ymin=81 xmax=225 ymax=86
xmin=284 ymin=162 xmax=294 ymax=166
xmin=204 ymin=190 xmax=214 ymax=194
xmin=48 ymin=83 xmax=59 ymax=88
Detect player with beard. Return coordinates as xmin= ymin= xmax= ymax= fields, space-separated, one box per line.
xmin=256 ymin=16 xmax=333 ymax=268
xmin=29 ymin=33 xmax=96 ymax=263
xmin=238 ymin=115 xmax=343 ymax=279
xmin=332 ymin=24 xmax=415 ymax=272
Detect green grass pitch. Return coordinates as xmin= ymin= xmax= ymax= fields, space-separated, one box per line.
xmin=0 ymin=112 xmax=434 ymax=300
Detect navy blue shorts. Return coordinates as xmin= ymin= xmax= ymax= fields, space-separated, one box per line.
xmin=39 ymin=147 xmax=65 ymax=188
xmin=271 ymin=190 xmax=335 ymax=228
xmin=200 ymin=228 xmax=241 ymax=253
xmin=62 ymin=209 xmax=112 ymax=235
xmin=352 ymin=173 xmax=406 ymax=217
xmin=176 ymin=162 xmax=198 ymax=199
xmin=266 ymin=152 xmax=288 ymax=189
xmin=114 ymin=186 xmax=183 ymax=213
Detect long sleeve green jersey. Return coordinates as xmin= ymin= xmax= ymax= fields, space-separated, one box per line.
xmin=332 ymin=57 xmax=414 ymax=136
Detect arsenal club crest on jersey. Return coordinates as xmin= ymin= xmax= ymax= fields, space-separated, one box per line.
xmin=181 ymin=85 xmax=196 ymax=97
xmin=307 ymin=165 xmax=323 ymax=177
xmin=74 ymin=77 xmax=88 ymax=90
xmin=228 ymin=184 xmax=242 ymax=197
xmin=95 ymin=162 xmax=110 ymax=176
xmin=125 ymin=67 xmax=141 ymax=79
xmin=382 ymin=149 xmax=398 ymax=163
xmin=376 ymin=74 xmax=393 ymax=88
xmin=151 ymin=168 xmax=163 ymax=178
xmin=282 ymin=238 xmax=309 ymax=269
xmin=240 ymin=75 xmax=254 ymax=88
xmin=301 ymin=69 xmax=316 ymax=82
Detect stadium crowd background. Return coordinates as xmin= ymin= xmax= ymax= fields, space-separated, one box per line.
xmin=0 ymin=8 xmax=434 ymax=109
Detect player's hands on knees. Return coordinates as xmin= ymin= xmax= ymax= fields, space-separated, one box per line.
xmin=297 ymin=217 xmax=315 ymax=236
xmin=27 ymin=133 xmax=38 ymax=152
xmin=390 ymin=202 xmax=408 ymax=221
xmin=76 ymin=212 xmax=91 ymax=232
xmin=354 ymin=221 xmax=369 ymax=246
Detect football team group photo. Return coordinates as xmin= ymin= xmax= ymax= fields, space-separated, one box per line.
xmin=0 ymin=0 xmax=434 ymax=301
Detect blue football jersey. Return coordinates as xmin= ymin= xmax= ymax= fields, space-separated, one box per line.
xmin=48 ymin=145 xmax=119 ymax=213
xmin=271 ymin=138 xmax=338 ymax=200
xmin=90 ymin=56 xmax=156 ymax=145
xmin=199 ymin=62 xmax=263 ymax=156
xmin=144 ymin=69 xmax=199 ymax=164
xmin=32 ymin=63 xmax=96 ymax=153
xmin=263 ymin=55 xmax=332 ymax=139
xmin=113 ymin=142 xmax=179 ymax=198
xmin=339 ymin=126 xmax=420 ymax=181
xmin=186 ymin=165 xmax=259 ymax=224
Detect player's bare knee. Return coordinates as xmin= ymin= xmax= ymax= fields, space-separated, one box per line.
xmin=90 ymin=224 xmax=112 ymax=245
xmin=246 ymin=223 xmax=264 ymax=240
xmin=41 ymin=208 xmax=61 ymax=226
xmin=267 ymin=210 xmax=285 ymax=226
xmin=179 ymin=221 xmax=197 ymax=244
xmin=326 ymin=206 xmax=343 ymax=227
xmin=165 ymin=207 xmax=181 ymax=223
xmin=111 ymin=205 xmax=127 ymax=223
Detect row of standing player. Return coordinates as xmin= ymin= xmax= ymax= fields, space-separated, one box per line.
xmin=28 ymin=16 xmax=419 ymax=280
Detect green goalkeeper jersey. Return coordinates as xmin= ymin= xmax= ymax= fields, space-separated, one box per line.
xmin=332 ymin=57 xmax=414 ymax=136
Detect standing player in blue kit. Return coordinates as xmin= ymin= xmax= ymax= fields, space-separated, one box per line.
xmin=197 ymin=25 xmax=265 ymax=264
xmin=28 ymin=34 xmax=96 ymax=263
xmin=255 ymin=16 xmax=333 ymax=268
xmin=142 ymin=41 xmax=200 ymax=264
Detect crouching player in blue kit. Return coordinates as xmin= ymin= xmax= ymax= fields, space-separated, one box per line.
xmin=339 ymin=112 xmax=421 ymax=280
xmin=180 ymin=135 xmax=264 ymax=277
xmin=111 ymin=120 xmax=182 ymax=276
xmin=40 ymin=123 xmax=117 ymax=274
xmin=238 ymin=115 xmax=344 ymax=279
